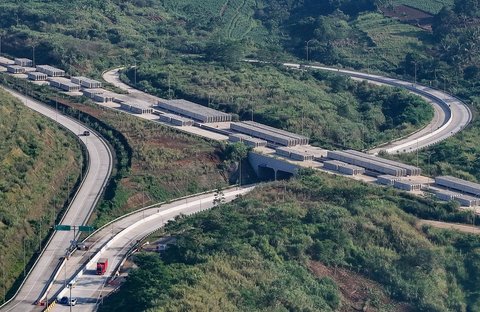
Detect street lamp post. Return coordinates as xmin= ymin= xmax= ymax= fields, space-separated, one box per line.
xmin=134 ymin=60 xmax=137 ymax=87
xmin=428 ymin=151 xmax=434 ymax=177
xmin=51 ymin=185 xmax=56 ymax=225
xmin=306 ymin=39 xmax=315 ymax=62
xmin=69 ymin=283 xmax=72 ymax=312
xmin=23 ymin=238 xmax=26 ymax=277
xmin=32 ymin=45 xmax=36 ymax=67
xmin=413 ymin=61 xmax=418 ymax=86
xmin=64 ymin=249 xmax=68 ymax=288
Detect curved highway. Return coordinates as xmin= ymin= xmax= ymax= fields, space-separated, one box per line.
xmin=282 ymin=63 xmax=472 ymax=154
xmin=102 ymin=68 xmax=166 ymax=104
xmin=104 ymin=64 xmax=472 ymax=155
xmin=51 ymin=186 xmax=255 ymax=311
xmin=0 ymin=87 xmax=113 ymax=312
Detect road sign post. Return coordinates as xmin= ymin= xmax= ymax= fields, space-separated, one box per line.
xmin=78 ymin=226 xmax=94 ymax=232
xmin=55 ymin=225 xmax=71 ymax=231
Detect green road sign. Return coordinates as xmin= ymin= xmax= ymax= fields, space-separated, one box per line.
xmin=55 ymin=225 xmax=71 ymax=231
xmin=78 ymin=225 xmax=94 ymax=232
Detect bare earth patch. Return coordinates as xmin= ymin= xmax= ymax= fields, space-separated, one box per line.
xmin=308 ymin=261 xmax=413 ymax=312
xmin=417 ymin=219 xmax=480 ymax=234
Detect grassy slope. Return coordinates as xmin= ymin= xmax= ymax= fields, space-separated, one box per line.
xmin=338 ymin=12 xmax=430 ymax=72
xmin=55 ymin=98 xmax=228 ymax=226
xmin=0 ymin=0 xmax=274 ymax=74
xmin=128 ymin=61 xmax=433 ymax=150
xmin=100 ymin=172 xmax=480 ymax=312
xmin=0 ymin=88 xmax=82 ymax=303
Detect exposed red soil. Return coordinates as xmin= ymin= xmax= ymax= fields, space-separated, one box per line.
xmin=308 ymin=261 xmax=413 ymax=312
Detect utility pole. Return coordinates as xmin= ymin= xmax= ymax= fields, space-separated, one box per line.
xmin=428 ymin=151 xmax=432 ymax=177
xmin=1 ymin=255 xmax=5 ymax=303
xmin=251 ymin=104 xmax=254 ymax=121
xmin=301 ymin=109 xmax=305 ymax=136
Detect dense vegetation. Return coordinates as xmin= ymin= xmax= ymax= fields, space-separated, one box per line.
xmin=3 ymin=0 xmax=480 ymax=309
xmin=125 ymin=61 xmax=433 ymax=149
xmin=101 ymin=172 xmax=480 ymax=312
xmin=0 ymin=0 xmax=442 ymax=152
xmin=83 ymin=105 xmax=230 ymax=225
xmin=0 ymin=88 xmax=82 ymax=303
xmin=0 ymin=74 xmax=230 ymax=226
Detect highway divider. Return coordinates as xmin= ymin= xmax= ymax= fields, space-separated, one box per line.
xmin=42 ymin=184 xmax=257 ymax=306
xmin=0 ymin=85 xmax=95 ymax=310
xmin=93 ymin=185 xmax=256 ymax=307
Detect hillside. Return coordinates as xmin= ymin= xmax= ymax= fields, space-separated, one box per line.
xmin=72 ymin=99 xmax=231 ymax=225
xmin=125 ymin=61 xmax=433 ymax=149
xmin=0 ymin=75 xmax=232 ymax=226
xmin=0 ymin=0 xmax=275 ymax=74
xmin=0 ymin=88 xmax=82 ymax=303
xmin=2 ymin=0 xmax=480 ymax=308
xmin=100 ymin=172 xmax=480 ymax=311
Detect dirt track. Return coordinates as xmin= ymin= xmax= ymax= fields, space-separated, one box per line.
xmin=418 ymin=220 xmax=480 ymax=234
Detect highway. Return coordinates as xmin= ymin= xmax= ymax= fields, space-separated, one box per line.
xmin=0 ymin=60 xmax=471 ymax=311
xmin=103 ymin=64 xmax=473 ymax=155
xmin=102 ymin=68 xmax=166 ymax=105
xmin=51 ymin=186 xmax=255 ymax=311
xmin=0 ymin=87 xmax=113 ymax=312
xmin=281 ymin=62 xmax=472 ymax=154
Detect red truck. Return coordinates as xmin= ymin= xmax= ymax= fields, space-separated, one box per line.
xmin=96 ymin=258 xmax=108 ymax=275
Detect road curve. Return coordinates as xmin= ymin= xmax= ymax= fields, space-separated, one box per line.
xmin=107 ymin=63 xmax=472 ymax=154
xmin=282 ymin=63 xmax=472 ymax=154
xmin=52 ymin=186 xmax=255 ymax=312
xmin=0 ymin=87 xmax=113 ymax=312
xmin=102 ymin=68 xmax=166 ymax=104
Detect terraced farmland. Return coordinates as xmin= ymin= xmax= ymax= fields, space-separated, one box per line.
xmin=162 ymin=0 xmax=261 ymax=40
xmin=341 ymin=12 xmax=430 ymax=71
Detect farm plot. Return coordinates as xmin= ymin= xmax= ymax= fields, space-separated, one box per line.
xmin=390 ymin=0 xmax=453 ymax=14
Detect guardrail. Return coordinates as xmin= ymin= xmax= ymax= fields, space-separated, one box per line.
xmin=300 ymin=64 xmax=472 ymax=154
xmin=0 ymin=86 xmax=100 ymax=310
xmin=34 ymin=118 xmax=113 ymax=306
xmin=92 ymin=186 xmax=255 ymax=309
xmin=42 ymin=184 xmax=255 ymax=308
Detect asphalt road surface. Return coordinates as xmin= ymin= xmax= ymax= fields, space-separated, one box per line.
xmin=0 ymin=87 xmax=113 ymax=312
xmin=52 ymin=186 xmax=255 ymax=311
xmin=282 ymin=62 xmax=472 ymax=154
xmin=102 ymin=68 xmax=166 ymax=105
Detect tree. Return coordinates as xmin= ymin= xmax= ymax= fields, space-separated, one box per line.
xmin=223 ymin=142 xmax=248 ymax=162
xmin=432 ymin=7 xmax=457 ymax=41
xmin=454 ymin=0 xmax=480 ymax=17
xmin=205 ymin=38 xmax=246 ymax=65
